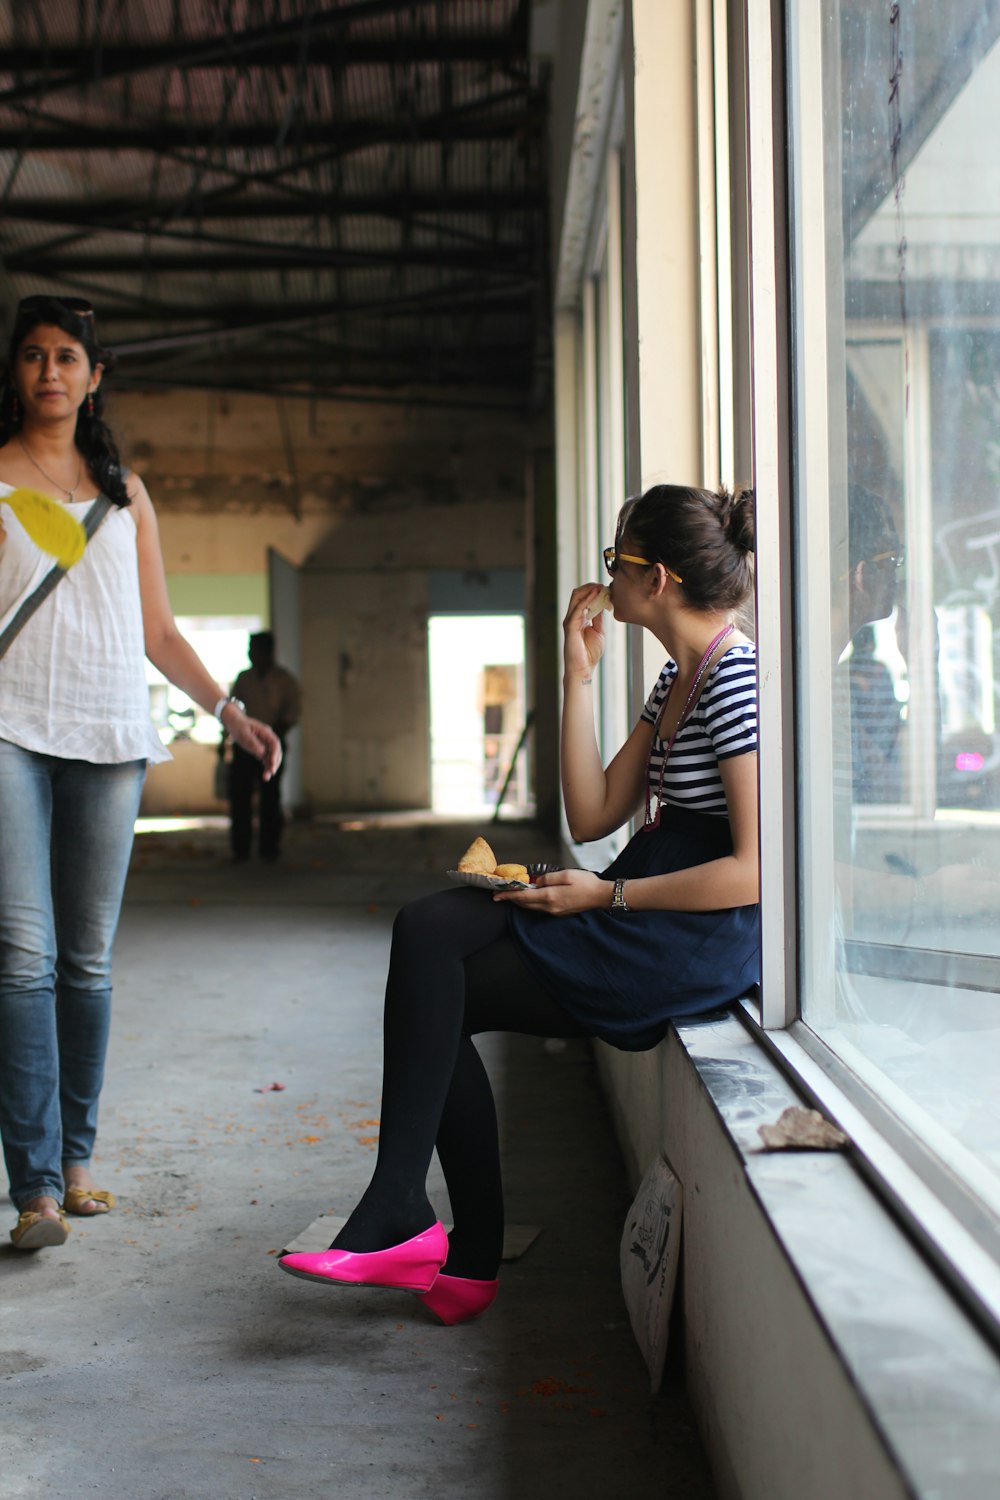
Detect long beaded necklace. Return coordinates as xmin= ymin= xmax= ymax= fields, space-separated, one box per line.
xmin=17 ymin=435 xmax=84 ymax=502
xmin=643 ymin=622 xmax=735 ymax=831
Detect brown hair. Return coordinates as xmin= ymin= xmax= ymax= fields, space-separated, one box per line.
xmin=615 ymin=483 xmax=755 ymax=611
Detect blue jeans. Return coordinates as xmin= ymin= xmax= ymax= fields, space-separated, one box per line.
xmin=0 ymin=740 xmax=145 ymax=1209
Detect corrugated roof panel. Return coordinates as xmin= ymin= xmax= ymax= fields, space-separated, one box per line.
xmin=0 ymin=0 xmax=548 ymax=404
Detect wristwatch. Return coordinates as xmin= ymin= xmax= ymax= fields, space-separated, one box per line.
xmin=610 ymin=877 xmax=631 ymax=914
xmin=213 ymin=695 xmax=246 ymax=723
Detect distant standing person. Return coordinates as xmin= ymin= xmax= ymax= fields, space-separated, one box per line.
xmin=228 ymin=631 xmax=301 ymax=862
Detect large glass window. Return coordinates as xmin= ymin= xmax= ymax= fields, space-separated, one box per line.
xmin=788 ymin=4 xmax=1000 ymax=1240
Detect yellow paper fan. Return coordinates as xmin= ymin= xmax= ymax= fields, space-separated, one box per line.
xmin=3 ymin=486 xmax=88 ymax=569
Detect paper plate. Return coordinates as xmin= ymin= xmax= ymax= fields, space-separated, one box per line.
xmin=446 ymin=869 xmax=530 ymax=891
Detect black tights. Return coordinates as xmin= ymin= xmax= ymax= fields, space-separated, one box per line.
xmin=331 ymin=887 xmax=588 ymax=1279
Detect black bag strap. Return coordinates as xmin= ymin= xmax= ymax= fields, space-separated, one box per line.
xmin=0 ymin=494 xmax=115 ymax=663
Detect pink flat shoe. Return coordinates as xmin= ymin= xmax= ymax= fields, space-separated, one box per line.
xmin=278 ymin=1221 xmax=448 ymax=1292
xmin=417 ymin=1273 xmax=499 ymax=1326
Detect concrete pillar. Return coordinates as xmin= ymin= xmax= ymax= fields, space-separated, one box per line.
xmin=622 ymin=0 xmax=702 ymax=494
xmin=621 ymin=0 xmax=704 ymax=697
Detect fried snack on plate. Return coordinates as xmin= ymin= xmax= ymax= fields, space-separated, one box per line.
xmin=456 ymin=836 xmax=497 ymax=875
xmin=493 ymin=863 xmax=529 ymax=883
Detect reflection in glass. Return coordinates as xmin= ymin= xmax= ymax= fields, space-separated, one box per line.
xmin=791 ymin=6 xmax=1000 ymax=1220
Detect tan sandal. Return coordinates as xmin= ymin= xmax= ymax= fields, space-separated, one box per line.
xmin=11 ymin=1209 xmax=71 ymax=1250
xmin=62 ymin=1185 xmax=116 ymax=1216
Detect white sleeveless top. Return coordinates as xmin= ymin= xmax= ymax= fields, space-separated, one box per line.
xmin=0 ymin=482 xmax=169 ymax=764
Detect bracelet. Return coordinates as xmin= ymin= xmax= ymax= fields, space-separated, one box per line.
xmin=610 ymin=876 xmax=631 ymax=914
xmin=213 ymin=695 xmax=246 ymax=723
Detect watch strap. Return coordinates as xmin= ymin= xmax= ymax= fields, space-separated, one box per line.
xmin=611 ymin=876 xmax=631 ymax=913
xmin=214 ymin=695 xmax=246 ymax=722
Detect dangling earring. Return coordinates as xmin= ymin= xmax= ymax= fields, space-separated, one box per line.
xmin=87 ymin=393 xmax=95 ymax=417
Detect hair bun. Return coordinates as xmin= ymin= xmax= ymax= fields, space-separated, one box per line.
xmin=723 ymin=486 xmax=755 ymax=553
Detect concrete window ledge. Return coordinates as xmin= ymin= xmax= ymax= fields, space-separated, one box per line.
xmin=594 ymin=1013 xmax=1000 ymax=1500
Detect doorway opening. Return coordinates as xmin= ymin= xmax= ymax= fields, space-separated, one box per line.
xmin=427 ymin=614 xmax=532 ymax=817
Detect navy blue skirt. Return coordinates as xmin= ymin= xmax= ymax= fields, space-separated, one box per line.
xmin=507 ymin=805 xmax=760 ymax=1052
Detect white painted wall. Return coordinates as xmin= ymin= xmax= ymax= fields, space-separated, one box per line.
xmin=110 ymin=387 xmax=540 ymax=813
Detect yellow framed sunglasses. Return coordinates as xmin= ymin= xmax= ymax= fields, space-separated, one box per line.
xmin=603 ymin=546 xmax=683 ymax=585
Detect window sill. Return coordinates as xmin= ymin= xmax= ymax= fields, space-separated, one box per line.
xmin=740 ymin=998 xmax=1000 ymax=1341
xmin=666 ymin=1010 xmax=1000 ymax=1498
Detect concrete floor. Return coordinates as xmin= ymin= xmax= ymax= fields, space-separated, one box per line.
xmin=1 ymin=816 xmax=716 ymax=1500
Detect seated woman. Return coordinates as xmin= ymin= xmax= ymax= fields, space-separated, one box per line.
xmin=279 ymin=482 xmax=759 ymax=1324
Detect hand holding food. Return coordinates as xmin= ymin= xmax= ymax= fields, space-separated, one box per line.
xmin=563 ymin=582 xmax=610 ymax=679
xmin=585 ymin=585 xmax=612 ymax=619
xmin=491 ymin=867 xmax=611 ymax=915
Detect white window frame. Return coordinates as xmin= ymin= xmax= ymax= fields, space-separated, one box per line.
xmin=573 ymin=108 xmax=632 ymax=867
xmin=554 ymin=11 xmax=631 ymax=868
xmin=743 ymin=0 xmax=1000 ymax=1345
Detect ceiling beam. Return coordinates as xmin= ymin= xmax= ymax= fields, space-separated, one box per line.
xmin=124 ymin=352 xmax=530 ymax=384
xmin=0 ymin=34 xmax=514 ymax=78
xmin=108 ymin=373 xmax=527 ymax=413
xmin=0 ymin=190 xmax=543 ymax=225
xmin=10 ymin=247 xmax=535 ymax=276
xmin=90 ymin=294 xmax=532 ymax=356
xmin=0 ymin=0 xmax=525 ymax=109
xmin=0 ymin=111 xmax=541 ymax=154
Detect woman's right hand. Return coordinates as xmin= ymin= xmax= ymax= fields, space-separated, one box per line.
xmin=563 ymin=583 xmax=609 ymax=680
xmin=226 ymin=710 xmax=283 ymax=780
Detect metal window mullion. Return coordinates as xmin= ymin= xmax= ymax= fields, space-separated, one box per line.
xmin=746 ymin=0 xmax=797 ymax=1027
xmin=903 ymin=325 xmax=939 ymax=823
xmin=695 ymin=0 xmax=721 ymax=486
xmin=581 ymin=277 xmax=601 ymax=591
xmin=712 ymin=0 xmax=735 ymax=490
xmin=602 ymin=147 xmax=630 ymax=760
xmin=554 ymin=310 xmax=582 ymax=659
xmin=794 ymin=0 xmax=848 ymax=1027
xmin=604 ymin=149 xmax=627 ymax=530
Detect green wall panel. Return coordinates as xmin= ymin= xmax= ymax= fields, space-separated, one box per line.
xmin=165 ymin=573 xmax=268 ymax=620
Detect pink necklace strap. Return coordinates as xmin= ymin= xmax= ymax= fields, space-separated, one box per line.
xmin=643 ymin=622 xmax=735 ymax=832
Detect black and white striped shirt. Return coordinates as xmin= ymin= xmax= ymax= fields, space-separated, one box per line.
xmin=639 ymin=643 xmax=757 ymax=816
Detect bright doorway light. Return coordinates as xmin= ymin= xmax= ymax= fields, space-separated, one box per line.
xmin=428 ymin=614 xmax=531 ymax=816
xmin=145 ymin=615 xmax=262 ymax=745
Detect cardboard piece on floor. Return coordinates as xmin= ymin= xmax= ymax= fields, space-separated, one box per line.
xmin=282 ymin=1213 xmax=540 ymax=1261
xmin=619 ymin=1155 xmax=683 ymax=1395
xmin=500 ymin=1222 xmax=541 ymax=1260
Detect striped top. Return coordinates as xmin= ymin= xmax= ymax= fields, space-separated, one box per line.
xmin=640 ymin=642 xmax=757 ymax=815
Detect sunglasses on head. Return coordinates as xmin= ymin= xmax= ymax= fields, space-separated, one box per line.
xmin=18 ymin=294 xmax=95 ymax=320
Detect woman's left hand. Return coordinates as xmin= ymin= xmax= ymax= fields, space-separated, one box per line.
xmin=493 ymin=868 xmax=610 ymax=916
xmin=228 ymin=713 xmax=283 ymax=779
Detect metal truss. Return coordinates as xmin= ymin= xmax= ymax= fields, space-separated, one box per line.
xmin=0 ymin=0 xmax=549 ymax=409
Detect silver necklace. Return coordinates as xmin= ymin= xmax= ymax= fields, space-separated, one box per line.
xmin=17 ymin=435 xmax=84 ymax=502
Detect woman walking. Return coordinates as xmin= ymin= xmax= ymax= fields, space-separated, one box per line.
xmin=0 ymin=295 xmax=281 ymax=1250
